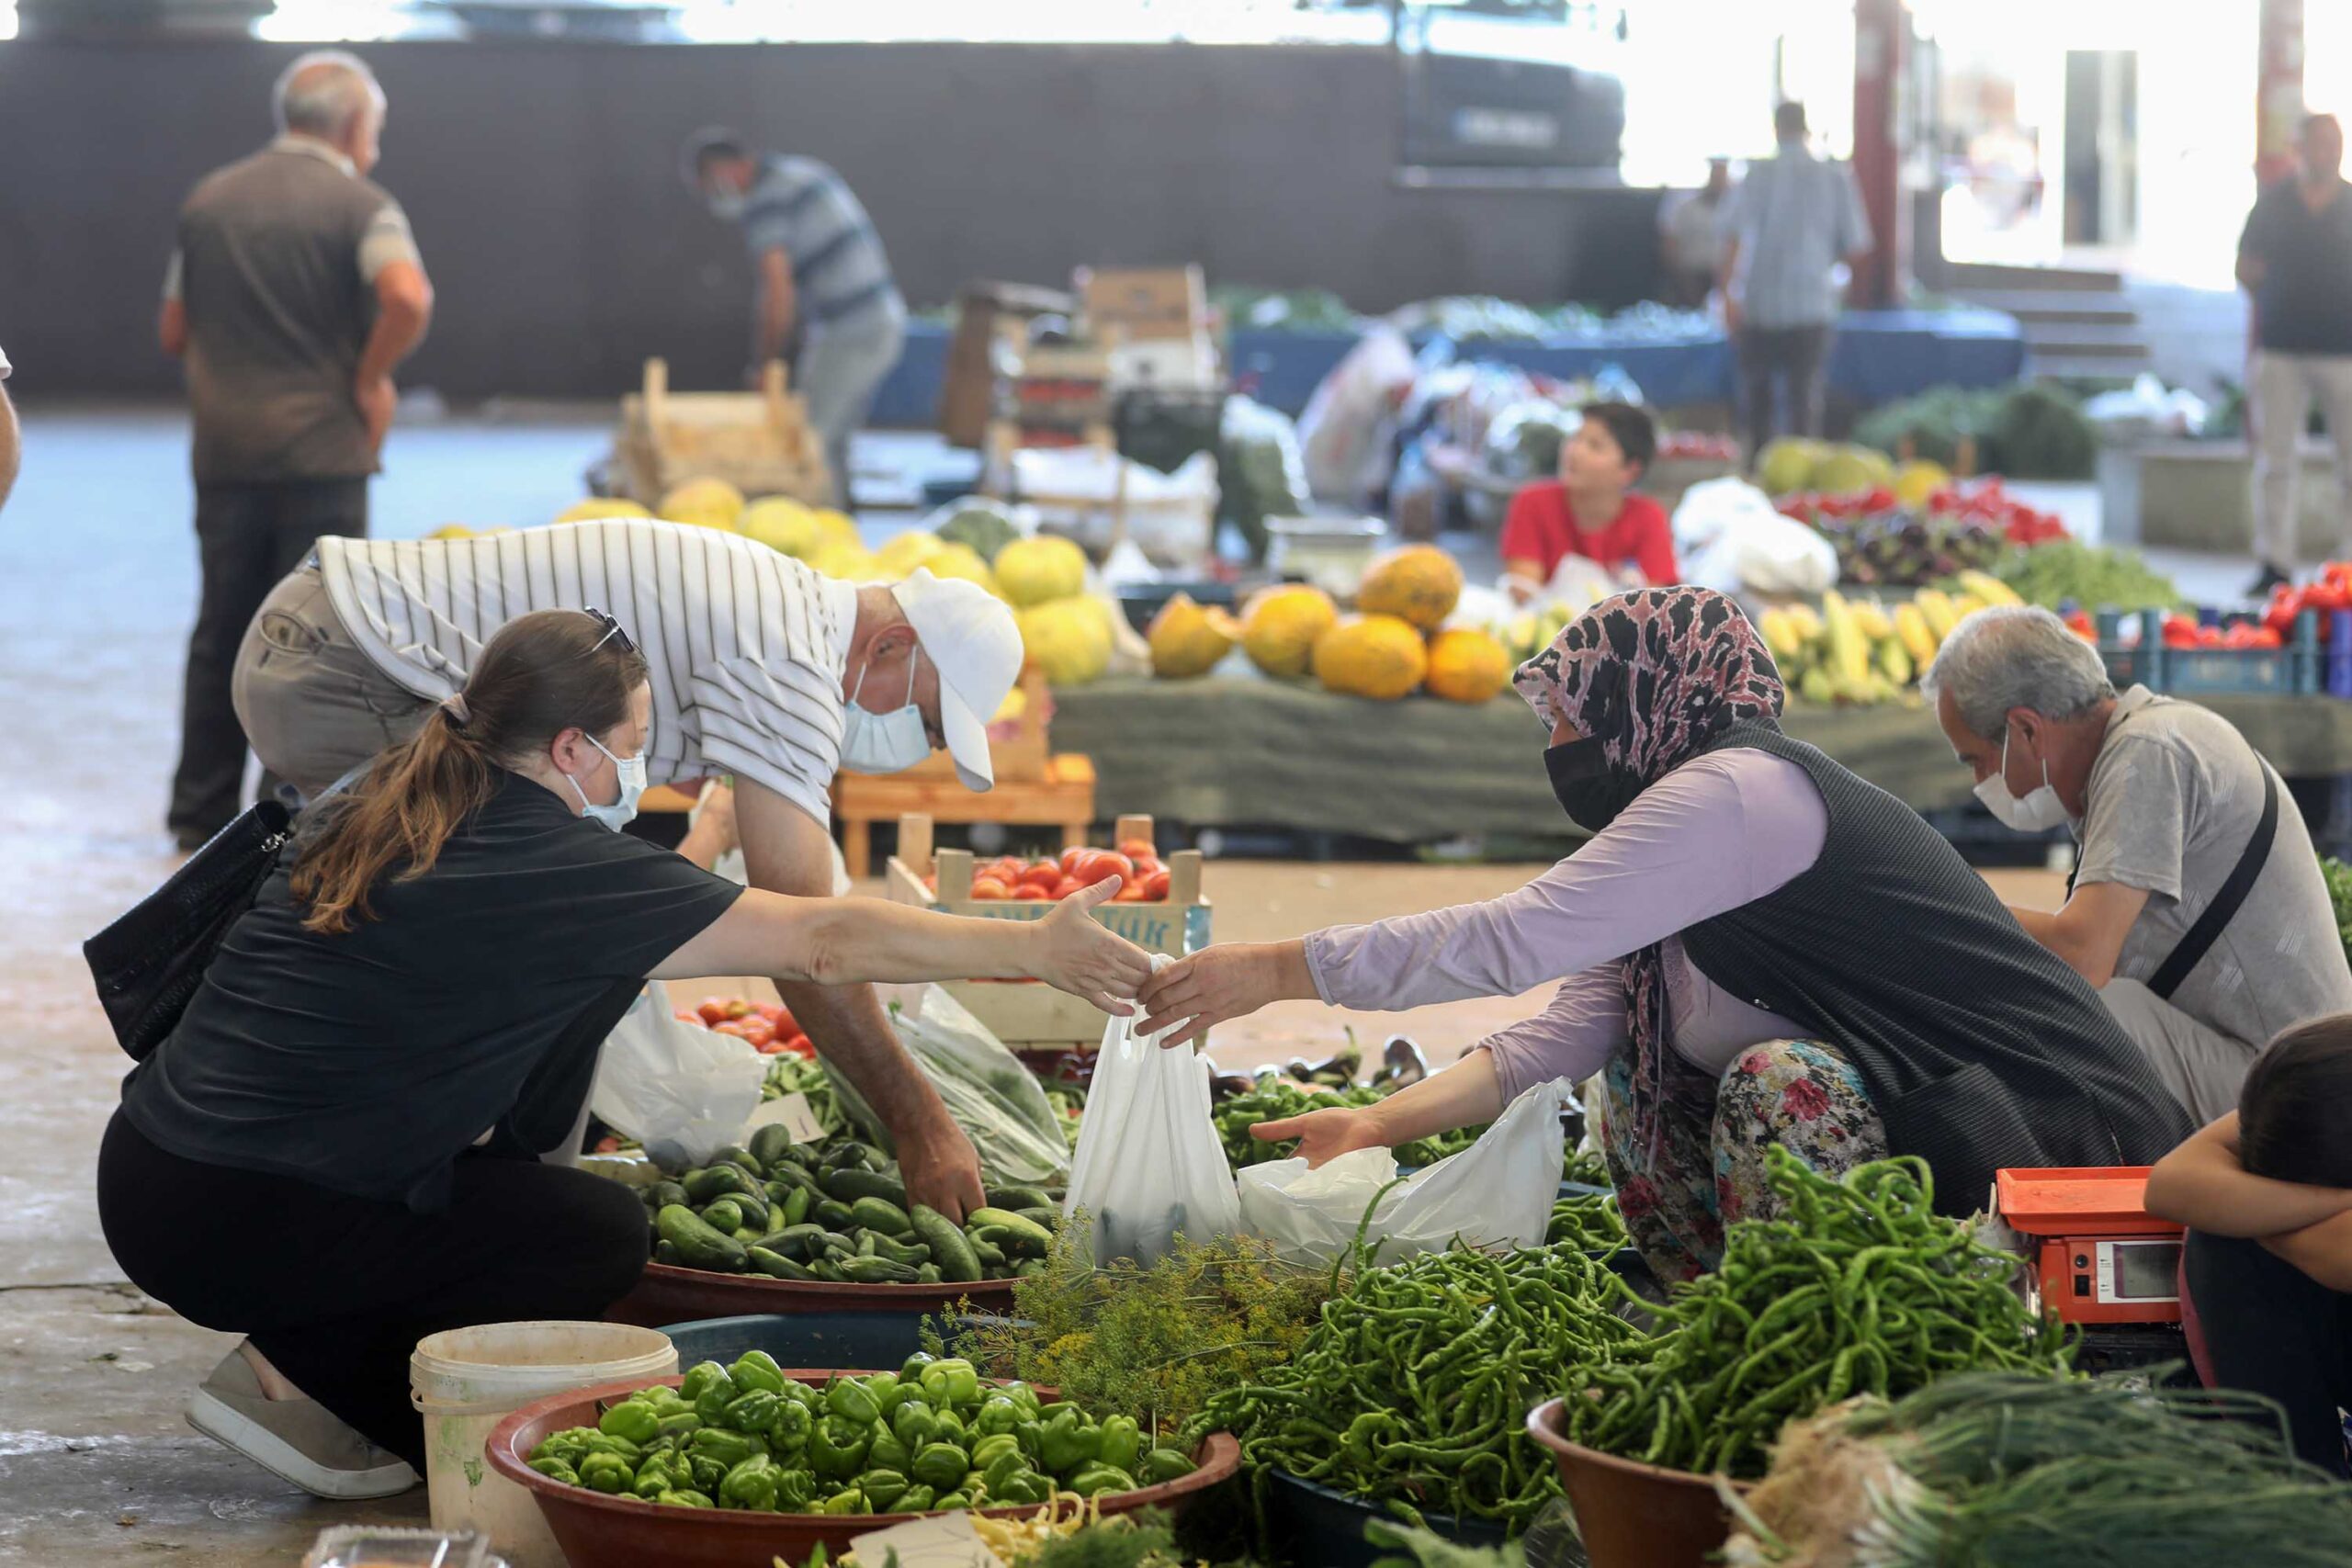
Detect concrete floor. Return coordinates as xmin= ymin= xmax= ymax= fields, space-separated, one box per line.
xmin=0 ymin=410 xmax=2075 ymax=1564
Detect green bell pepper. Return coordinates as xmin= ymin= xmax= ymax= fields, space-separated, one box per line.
xmin=688 ymin=1427 xmax=767 ymax=1468
xmin=1015 ymin=1419 xmax=1044 ymax=1461
xmin=897 ymin=1483 xmax=935 ymax=1512
xmin=578 ymin=1451 xmax=635 ymax=1495
xmin=580 ymin=1432 xmax=643 ymax=1462
xmin=864 ymin=1371 xmax=904 ymax=1416
xmin=933 ymin=1490 xmax=970 ymax=1510
xmin=718 ymin=1453 xmax=781 ymax=1511
xmin=657 ymin=1409 xmax=705 ymax=1442
xmin=892 ymin=1401 xmax=940 ymax=1450
xmin=825 ymin=1377 xmax=882 ymax=1428
xmin=688 ymin=1453 xmax=729 ymax=1493
xmin=526 ymin=1456 xmax=579 ymax=1486
xmin=980 ymin=1446 xmax=1029 ymax=1497
xmin=1096 ymin=1415 xmax=1143 ymax=1475
xmin=729 ymin=1350 xmax=787 ymax=1396
xmin=973 ymin=1396 xmax=1023 ymax=1438
xmin=655 ymin=1488 xmax=713 ymax=1508
xmin=775 ymin=1467 xmax=816 ymax=1512
xmin=820 ymin=1488 xmax=869 ymax=1516
xmin=969 ymin=1434 xmax=1023 ymax=1475
xmin=867 ymin=1427 xmax=912 ymax=1474
xmin=533 ymin=1429 xmax=593 ymax=1466
xmin=635 ymin=1384 xmax=691 ymax=1414
xmin=994 ymin=1382 xmax=1043 ymax=1419
xmin=989 ymin=1468 xmax=1053 ymax=1506
xmin=598 ymin=1400 xmax=662 ymax=1446
xmin=917 ymin=1358 xmax=980 ymax=1410
xmin=722 ymin=1389 xmax=782 ymax=1435
xmin=1065 ymin=1463 xmax=1138 ymax=1499
xmin=859 ymin=1468 xmax=910 ymax=1511
xmin=769 ymin=1398 xmax=813 ymax=1459
xmin=679 ymin=1361 xmax=733 ymax=1404
xmin=810 ymin=1414 xmax=870 ymax=1480
xmin=694 ymin=1371 xmax=741 ymax=1427
xmin=930 ymin=1408 xmax=967 ymax=1446
xmin=1140 ymin=1447 xmax=1195 ymax=1484
xmin=911 ymin=1440 xmax=970 ymax=1492
xmin=899 ymin=1350 xmax=938 ymax=1383
xmin=1037 ymin=1409 xmax=1098 ymax=1475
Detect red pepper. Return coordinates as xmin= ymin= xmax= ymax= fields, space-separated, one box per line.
xmin=2064 ymin=609 xmax=2096 ymax=641
xmin=2161 ymin=615 xmax=2203 ymax=649
xmin=2222 ymin=623 xmax=2262 ymax=650
xmin=2264 ymin=590 xmax=2303 ymax=642
xmin=2198 ymin=625 xmax=2227 ymax=649
xmin=2304 ymin=581 xmax=2350 ymax=615
xmin=2251 ymin=626 xmax=2285 ymax=649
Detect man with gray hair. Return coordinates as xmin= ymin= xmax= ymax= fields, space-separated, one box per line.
xmin=1925 ymin=605 xmax=2352 ymax=1121
xmin=161 ymin=50 xmax=435 ymax=852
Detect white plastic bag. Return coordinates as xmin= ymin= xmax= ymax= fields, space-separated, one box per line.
xmin=1061 ymin=985 xmax=1240 ymax=1266
xmin=1236 ymin=1079 xmax=1571 ymax=1267
xmin=1672 ymin=477 xmax=1837 ymax=596
xmin=589 ymin=979 xmax=767 ymax=1169
xmin=831 ymin=986 xmax=1073 ymax=1188
xmin=1298 ymin=326 xmax=1417 ymax=504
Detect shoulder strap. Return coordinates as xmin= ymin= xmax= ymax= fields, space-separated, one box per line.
xmin=2148 ymin=767 xmax=2278 ymax=1000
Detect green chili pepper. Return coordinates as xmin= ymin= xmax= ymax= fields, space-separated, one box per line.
xmin=1037 ymin=1409 xmax=1098 ymax=1475
xmin=810 ymin=1414 xmax=870 ymax=1480
xmin=722 ymin=1389 xmax=782 ymax=1436
xmin=893 ymin=1401 xmax=940 ymax=1450
xmin=858 ymin=1468 xmax=910 ymax=1511
xmin=775 ymin=1467 xmax=816 ymax=1512
xmin=578 ymin=1451 xmax=635 ymax=1495
xmin=917 ymin=1359 xmax=980 ymax=1410
xmin=825 ymin=1377 xmax=882 ymax=1428
xmin=654 ymin=1488 xmax=713 ymax=1508
xmin=994 ymin=1382 xmax=1042 ymax=1419
xmin=526 ymin=1456 xmax=579 ymax=1486
xmin=1095 ymin=1415 xmax=1142 ymax=1474
xmin=729 ymin=1350 xmax=787 ymax=1397
xmin=688 ymin=1453 xmax=729 ymax=1493
xmin=911 ymin=1440 xmax=969 ymax=1492
xmin=1064 ymin=1463 xmax=1137 ymax=1499
xmin=718 ymin=1452 xmax=781 ymax=1511
xmin=534 ymin=1430 xmax=592 ymax=1466
xmin=679 ymin=1360 xmax=732 ymax=1404
xmin=1014 ymin=1419 xmax=1044 ymax=1460
xmin=1139 ymin=1447 xmax=1194 ymax=1485
xmin=972 ymin=1396 xmax=1023 ymax=1439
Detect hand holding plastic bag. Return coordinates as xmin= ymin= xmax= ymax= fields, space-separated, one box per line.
xmin=1237 ymin=1078 xmax=1571 ymax=1267
xmin=588 ymin=979 xmax=766 ymax=1170
xmin=1062 ymin=966 xmax=1241 ymax=1265
xmin=824 ymin=986 xmax=1073 ymax=1188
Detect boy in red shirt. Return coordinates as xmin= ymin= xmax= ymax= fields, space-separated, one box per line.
xmin=1500 ymin=401 xmax=1679 ymax=600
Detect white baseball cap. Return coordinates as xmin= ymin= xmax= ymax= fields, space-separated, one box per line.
xmin=889 ymin=570 xmax=1023 ymax=791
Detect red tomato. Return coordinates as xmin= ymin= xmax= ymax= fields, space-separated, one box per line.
xmin=1116 ymin=839 xmax=1157 ymax=862
xmin=1015 ymin=881 xmax=1060 ymax=903
xmin=1114 ymin=885 xmax=1149 ymax=902
xmin=594 ymin=1134 xmax=624 ymax=1154
xmin=696 ymin=998 xmax=730 ymax=1027
xmin=2251 ymin=626 xmax=2285 ymax=649
xmin=2064 ymin=610 xmax=2096 ymax=641
xmin=765 ymin=1003 xmax=797 ymax=1035
xmin=1130 ymin=854 xmax=1164 ymax=878
xmin=969 ymin=876 xmax=1012 ymax=900
xmin=1143 ymin=868 xmax=1171 ymax=901
xmin=2305 ymin=581 xmax=2351 ymax=614
xmin=674 ymin=1009 xmax=705 ymax=1026
xmin=780 ymin=1033 xmax=814 ymax=1057
xmin=1029 ymin=860 xmax=1061 ymax=881
xmin=1059 ymin=847 xmax=1088 ymax=874
xmin=756 ymin=1040 xmax=789 ymax=1055
xmin=2197 ymin=625 xmax=2226 ymax=648
xmin=711 ymin=1021 xmax=751 ymax=1039
xmin=2161 ymin=615 xmax=2202 ymax=649
xmin=1051 ymin=875 xmax=1087 ymax=900
xmin=1069 ymin=851 xmax=1135 ymax=888
xmin=2222 ymin=624 xmax=2261 ymax=650
xmin=723 ymin=998 xmax=754 ymax=1020
xmin=739 ymin=1018 xmax=775 ymax=1048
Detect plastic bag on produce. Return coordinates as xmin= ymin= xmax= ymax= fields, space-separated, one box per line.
xmin=824 ymin=986 xmax=1073 ymax=1188
xmin=1237 ymin=1078 xmax=1571 ymax=1267
xmin=1061 ymin=981 xmax=1240 ymax=1266
xmin=1672 ymin=477 xmax=1837 ymax=596
xmin=589 ymin=979 xmax=767 ymax=1169
xmin=1298 ymin=326 xmax=1417 ymax=504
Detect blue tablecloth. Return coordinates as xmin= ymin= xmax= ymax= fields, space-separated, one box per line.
xmin=868 ymin=306 xmax=2024 ymax=431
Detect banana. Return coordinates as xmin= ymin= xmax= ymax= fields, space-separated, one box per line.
xmin=1893 ymin=602 xmax=1938 ymax=668
xmin=1784 ymin=603 xmax=1825 ymax=642
xmin=1756 ymin=608 xmax=1804 ymax=662
xmin=1877 ymin=638 xmax=1915 ymax=688
xmin=1848 ymin=597 xmax=1894 ymax=642
xmin=1799 ymin=667 xmax=1835 ymax=705
xmin=1952 ymin=591 xmax=1988 ymax=620
xmin=1914 ymin=589 xmax=1960 ymax=644
xmin=1821 ymin=590 xmax=1871 ymax=685
xmin=1956 ymin=570 xmax=2023 ymax=609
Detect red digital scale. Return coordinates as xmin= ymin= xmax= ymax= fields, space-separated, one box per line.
xmin=1995 ymin=1167 xmax=2186 ymax=1325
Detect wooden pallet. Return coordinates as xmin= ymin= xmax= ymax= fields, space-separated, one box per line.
xmin=831 ymin=755 xmax=1097 ymax=880
xmin=613 ymin=357 xmax=831 ymax=507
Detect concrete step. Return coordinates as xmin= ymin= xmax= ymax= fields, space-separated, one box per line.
xmin=2030 ymin=350 xmax=2154 ymax=381
xmin=1944 ymin=260 xmax=2125 ymax=293
xmin=1950 ymin=289 xmax=2141 ymax=327
xmin=2018 ymin=321 xmax=2152 ymax=355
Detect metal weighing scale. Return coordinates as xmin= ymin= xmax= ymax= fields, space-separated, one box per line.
xmin=1994 ymin=1166 xmax=2191 ymax=1373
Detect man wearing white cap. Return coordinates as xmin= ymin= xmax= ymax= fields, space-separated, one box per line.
xmin=227 ymin=518 xmax=1025 ymax=1222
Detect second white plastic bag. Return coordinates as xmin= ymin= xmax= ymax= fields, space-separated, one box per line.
xmin=1237 ymin=1077 xmax=1572 ymax=1267
xmin=588 ymin=979 xmax=767 ymax=1170
xmin=1061 ymin=973 xmax=1240 ymax=1266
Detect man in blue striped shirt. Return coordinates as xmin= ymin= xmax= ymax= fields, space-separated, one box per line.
xmin=686 ymin=130 xmax=906 ymax=506
xmin=1715 ymin=102 xmax=1873 ymax=457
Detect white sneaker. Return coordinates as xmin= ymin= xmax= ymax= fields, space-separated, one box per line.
xmin=185 ymin=1348 xmax=420 ymax=1500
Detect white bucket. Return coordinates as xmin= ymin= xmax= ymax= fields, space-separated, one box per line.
xmin=409 ymin=1321 xmax=676 ymax=1568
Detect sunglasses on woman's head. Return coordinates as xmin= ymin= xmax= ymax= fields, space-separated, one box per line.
xmin=584 ymin=606 xmax=637 ymax=655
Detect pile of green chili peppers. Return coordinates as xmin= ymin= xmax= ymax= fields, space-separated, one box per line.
xmin=525 ymin=1350 xmax=1195 ymax=1515
xmin=1560 ymin=1146 xmax=2075 ymax=1481
xmin=1183 ymin=1241 xmax=1644 ymax=1531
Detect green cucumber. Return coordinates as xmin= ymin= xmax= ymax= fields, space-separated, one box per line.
xmin=699 ymin=1198 xmax=745 ymax=1235
xmin=866 ymin=1234 xmax=929 ymax=1267
xmin=683 ymin=1165 xmax=757 ymax=1204
xmin=654 ymin=1241 xmax=682 ymax=1265
xmin=967 ymin=1207 xmax=1054 ymax=1258
xmin=809 ymin=1257 xmax=847 ymax=1283
xmin=748 ymin=1247 xmax=815 ymax=1281
xmin=747 ymin=1123 xmax=800 ymax=1170
xmin=969 ymin=1236 xmax=1007 ymax=1269
xmin=728 ymin=1190 xmax=771 ymax=1231
xmin=769 ymin=1223 xmax=829 ymax=1259
xmin=838 ymin=1256 xmax=920 ymax=1285
xmin=985 ymin=1185 xmax=1056 ymax=1213
xmin=821 ymin=1167 xmax=910 ymax=1208
xmin=713 ymin=1144 xmax=766 ymax=1178
xmin=910 ymin=1205 xmax=983 ymax=1283
xmin=647 ymin=1181 xmax=690 ymax=1211
xmin=826 ymin=1141 xmax=884 ymax=1172
xmin=814 ymin=1199 xmax=857 ymax=1231
xmin=1013 ymin=1206 xmax=1059 ymax=1232
xmin=848 ymin=1197 xmax=915 ymax=1238
xmin=657 ymin=1204 xmax=749 ymax=1273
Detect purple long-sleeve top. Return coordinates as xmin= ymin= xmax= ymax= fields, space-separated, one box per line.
xmin=1302 ymin=749 xmax=1829 ymax=1102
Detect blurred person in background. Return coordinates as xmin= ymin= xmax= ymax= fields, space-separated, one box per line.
xmin=1657 ymin=158 xmax=1733 ymax=308
xmin=162 ymin=51 xmax=434 ymax=850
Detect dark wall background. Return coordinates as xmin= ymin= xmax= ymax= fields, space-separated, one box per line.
xmin=0 ymin=39 xmax=1659 ymax=400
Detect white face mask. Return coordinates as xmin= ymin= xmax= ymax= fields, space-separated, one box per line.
xmin=1974 ymin=726 xmax=2072 ymax=834
xmin=564 ymin=732 xmax=648 ymax=831
xmin=840 ymin=646 xmax=933 ymax=775
xmin=706 ymin=185 xmax=747 ymax=220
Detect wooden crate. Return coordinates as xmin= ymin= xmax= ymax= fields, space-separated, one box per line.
xmin=613 ymin=357 xmax=830 ymax=507
xmin=832 ymin=751 xmax=1096 ymax=879
xmin=885 ymin=813 xmax=1211 ymax=1047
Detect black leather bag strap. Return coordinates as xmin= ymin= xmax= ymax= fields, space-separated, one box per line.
xmin=2148 ymin=767 xmax=2278 ymax=1000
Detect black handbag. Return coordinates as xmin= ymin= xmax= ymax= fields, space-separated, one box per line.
xmin=84 ymin=800 xmax=292 ymax=1061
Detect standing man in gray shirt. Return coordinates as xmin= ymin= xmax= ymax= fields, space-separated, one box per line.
xmin=162 ymin=51 xmax=435 ymax=850
xmin=1715 ymin=101 xmax=1873 ymax=457
xmin=684 ymin=128 xmax=905 ymax=509
xmin=1926 ymin=606 xmax=2352 ymax=1122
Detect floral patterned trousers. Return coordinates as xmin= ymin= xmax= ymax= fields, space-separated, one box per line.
xmin=1598 ymin=1039 xmax=1889 ymax=1282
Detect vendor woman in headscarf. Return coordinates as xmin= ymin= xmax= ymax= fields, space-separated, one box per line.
xmin=1136 ymin=587 xmax=2192 ymax=1279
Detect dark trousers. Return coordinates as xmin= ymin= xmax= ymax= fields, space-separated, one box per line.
xmin=1738 ymin=323 xmax=1832 ymax=456
xmin=2184 ymin=1228 xmax=2352 ymax=1476
xmin=169 ymin=479 xmax=368 ymax=840
xmin=97 ymin=1111 xmax=647 ymax=1472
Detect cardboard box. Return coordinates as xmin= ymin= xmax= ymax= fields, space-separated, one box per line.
xmin=1080 ymin=265 xmax=1207 ymax=343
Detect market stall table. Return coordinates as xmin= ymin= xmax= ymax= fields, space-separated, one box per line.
xmin=1045 ymin=676 xmax=2352 ymax=845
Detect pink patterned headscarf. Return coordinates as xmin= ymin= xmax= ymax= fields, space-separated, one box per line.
xmin=1514 ymin=587 xmax=1786 ymax=1188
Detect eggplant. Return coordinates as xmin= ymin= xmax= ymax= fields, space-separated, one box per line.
xmin=1375 ymin=1035 xmax=1431 ymax=1090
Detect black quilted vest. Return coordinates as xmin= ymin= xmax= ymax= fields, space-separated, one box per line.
xmin=1679 ymin=721 xmax=2194 ymax=1214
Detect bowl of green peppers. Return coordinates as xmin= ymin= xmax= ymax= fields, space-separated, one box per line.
xmin=485 ymin=1352 xmax=1238 ymax=1566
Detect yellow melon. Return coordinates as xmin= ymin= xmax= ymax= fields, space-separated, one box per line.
xmin=553 ymin=498 xmax=652 ymax=525
xmin=1423 ymin=627 xmax=1514 ymax=704
xmin=740 ymin=496 xmax=821 ymax=558
xmin=922 ymin=541 xmax=999 ymax=596
xmin=1148 ymin=593 xmax=1242 ymax=679
xmin=1016 ymin=599 xmax=1113 ymax=686
xmin=1240 ymin=584 xmax=1340 ymax=678
xmin=995 ymin=536 xmax=1090 ymax=608
xmin=659 ymin=478 xmax=747 ymax=532
xmin=1313 ymin=614 xmax=1430 ymax=700
xmin=1356 ymin=544 xmax=1464 ymax=631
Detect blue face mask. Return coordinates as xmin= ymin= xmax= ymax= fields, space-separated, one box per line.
xmin=840 ymin=647 xmax=933 ymax=775
xmin=565 ymin=732 xmax=648 ymax=831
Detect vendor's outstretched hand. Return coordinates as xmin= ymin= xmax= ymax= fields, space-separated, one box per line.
xmin=1136 ymin=942 xmax=1303 ymax=1047
xmin=1035 ymin=875 xmax=1153 ymax=1014
xmin=1251 ymin=1105 xmax=1386 ymax=1169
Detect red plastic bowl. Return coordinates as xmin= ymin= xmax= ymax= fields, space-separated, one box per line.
xmin=486 ymin=1371 xmax=1240 ymax=1568
xmin=605 ymin=1261 xmax=1020 ymax=1327
xmin=1525 ymin=1398 xmax=1750 ymax=1568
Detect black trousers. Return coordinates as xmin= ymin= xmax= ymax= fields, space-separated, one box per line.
xmin=1737 ymin=323 xmax=1832 ymax=456
xmin=97 ymin=1111 xmax=647 ymax=1472
xmin=2184 ymin=1228 xmax=2352 ymax=1477
xmin=169 ymin=478 xmax=369 ymax=840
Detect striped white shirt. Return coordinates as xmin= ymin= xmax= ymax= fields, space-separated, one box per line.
xmin=317 ymin=522 xmax=858 ymax=827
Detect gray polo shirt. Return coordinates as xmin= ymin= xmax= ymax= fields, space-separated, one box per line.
xmin=740 ymin=155 xmax=900 ymax=333
xmin=2077 ymin=686 xmax=2352 ymax=1050
xmin=1717 ymin=142 xmax=1872 ymax=330
xmin=165 ymin=136 xmax=423 ymax=484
